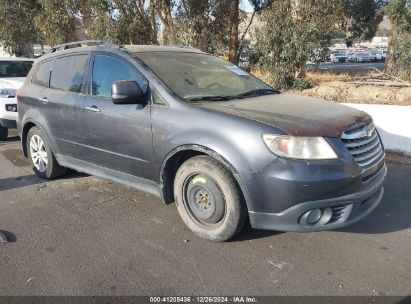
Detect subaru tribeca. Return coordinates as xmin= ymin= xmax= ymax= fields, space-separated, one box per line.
xmin=17 ymin=41 xmax=386 ymax=241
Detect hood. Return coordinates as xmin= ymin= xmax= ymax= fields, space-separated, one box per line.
xmin=0 ymin=77 xmax=26 ymax=89
xmin=197 ymin=93 xmax=372 ymax=138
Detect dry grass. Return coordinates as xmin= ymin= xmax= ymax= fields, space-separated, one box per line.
xmin=250 ymin=67 xmax=411 ymax=105
xmin=305 ymin=70 xmax=382 ymax=83
xmin=251 ymin=67 xmax=386 ymax=85
xmin=250 ymin=67 xmax=274 ymax=86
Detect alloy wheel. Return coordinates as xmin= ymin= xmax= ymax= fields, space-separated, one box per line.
xmin=30 ymin=135 xmax=48 ymax=173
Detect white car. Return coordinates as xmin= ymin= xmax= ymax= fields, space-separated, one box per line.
xmin=353 ymin=52 xmax=372 ymax=62
xmin=376 ymin=49 xmax=387 ymax=62
xmin=0 ymin=57 xmax=34 ymax=140
xmin=330 ymin=52 xmax=348 ymax=63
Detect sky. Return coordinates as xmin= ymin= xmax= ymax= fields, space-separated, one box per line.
xmin=240 ymin=1 xmax=254 ymax=12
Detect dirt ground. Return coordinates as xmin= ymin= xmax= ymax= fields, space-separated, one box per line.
xmin=295 ymin=80 xmax=411 ymax=105
xmin=252 ymin=68 xmax=411 ymax=105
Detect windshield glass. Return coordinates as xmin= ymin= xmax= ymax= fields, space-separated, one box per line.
xmin=0 ymin=60 xmax=33 ymax=78
xmin=135 ymin=52 xmax=276 ymax=102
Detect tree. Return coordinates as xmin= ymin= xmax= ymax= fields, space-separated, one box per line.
xmin=228 ymin=0 xmax=240 ymax=64
xmin=384 ymin=0 xmax=411 ymax=81
xmin=229 ymin=0 xmax=272 ymax=64
xmin=341 ymin=0 xmax=385 ymax=47
xmin=153 ymin=0 xmax=176 ymax=44
xmin=153 ymin=0 xmax=232 ymax=52
xmin=34 ymin=0 xmax=77 ymax=46
xmin=257 ymin=0 xmax=342 ymax=88
xmin=0 ymin=0 xmax=40 ymax=57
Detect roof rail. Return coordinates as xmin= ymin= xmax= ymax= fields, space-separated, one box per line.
xmin=46 ymin=40 xmax=115 ymax=54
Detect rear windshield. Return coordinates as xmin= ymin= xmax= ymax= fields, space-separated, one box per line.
xmin=0 ymin=60 xmax=33 ymax=78
xmin=135 ymin=52 xmax=273 ymax=102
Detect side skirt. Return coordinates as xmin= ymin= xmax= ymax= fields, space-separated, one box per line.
xmin=56 ymin=154 xmax=161 ymax=198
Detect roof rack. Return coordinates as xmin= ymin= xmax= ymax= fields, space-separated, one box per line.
xmin=46 ymin=40 xmax=115 ymax=54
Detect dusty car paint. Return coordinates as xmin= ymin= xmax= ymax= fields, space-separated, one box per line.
xmin=17 ymin=45 xmax=386 ymax=233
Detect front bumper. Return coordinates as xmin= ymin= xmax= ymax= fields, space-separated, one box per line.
xmin=0 ymin=118 xmax=17 ymax=128
xmin=0 ymin=97 xmax=18 ymax=123
xmin=248 ymin=163 xmax=386 ymax=232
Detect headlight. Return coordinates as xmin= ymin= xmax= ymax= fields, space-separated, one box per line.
xmin=262 ymin=135 xmax=338 ymax=160
xmin=0 ymin=88 xmax=17 ymax=98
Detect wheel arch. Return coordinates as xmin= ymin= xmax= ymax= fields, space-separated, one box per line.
xmin=21 ymin=120 xmax=56 ymax=158
xmin=159 ymin=144 xmax=252 ymax=212
xmin=21 ymin=121 xmax=37 ymax=157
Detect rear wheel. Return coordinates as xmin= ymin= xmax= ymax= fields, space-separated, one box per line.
xmin=174 ymin=155 xmax=246 ymax=241
xmin=27 ymin=127 xmax=67 ymax=179
xmin=0 ymin=126 xmax=8 ymax=141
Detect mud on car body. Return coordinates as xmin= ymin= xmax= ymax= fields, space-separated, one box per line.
xmin=17 ymin=41 xmax=386 ymax=241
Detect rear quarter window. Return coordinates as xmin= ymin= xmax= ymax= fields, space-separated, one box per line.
xmin=32 ymin=60 xmax=53 ymax=87
xmin=50 ymin=55 xmax=88 ymax=93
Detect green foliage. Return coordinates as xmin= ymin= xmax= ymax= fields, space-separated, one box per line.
xmin=384 ymin=0 xmax=411 ymax=81
xmin=292 ymin=78 xmax=316 ymax=90
xmin=0 ymin=0 xmax=40 ymax=57
xmin=342 ymin=0 xmax=385 ymax=46
xmin=34 ymin=0 xmax=77 ymax=46
xmin=269 ymin=67 xmax=295 ymax=89
xmin=257 ymin=0 xmax=342 ymax=89
xmin=171 ymin=0 xmax=232 ymax=51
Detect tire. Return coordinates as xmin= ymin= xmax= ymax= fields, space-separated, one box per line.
xmin=0 ymin=126 xmax=8 ymax=141
xmin=27 ymin=126 xmax=67 ymax=179
xmin=174 ymin=155 xmax=246 ymax=242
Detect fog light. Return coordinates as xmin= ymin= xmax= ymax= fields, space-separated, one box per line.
xmin=6 ymin=104 xmax=17 ymax=112
xmin=307 ymin=208 xmax=323 ymax=225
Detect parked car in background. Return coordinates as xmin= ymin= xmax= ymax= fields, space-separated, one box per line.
xmin=346 ymin=51 xmax=356 ymax=62
xmin=18 ymin=41 xmax=386 ymax=241
xmin=369 ymin=50 xmax=380 ymax=62
xmin=352 ymin=52 xmax=373 ymax=63
xmin=330 ymin=52 xmax=347 ymax=63
xmin=376 ymin=49 xmax=387 ymax=62
xmin=0 ymin=57 xmax=34 ymax=140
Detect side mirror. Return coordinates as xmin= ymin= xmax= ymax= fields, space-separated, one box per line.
xmin=112 ymin=80 xmax=146 ymax=105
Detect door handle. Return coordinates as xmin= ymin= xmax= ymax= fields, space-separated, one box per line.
xmin=84 ymin=105 xmax=101 ymax=112
xmin=38 ymin=97 xmax=48 ymax=104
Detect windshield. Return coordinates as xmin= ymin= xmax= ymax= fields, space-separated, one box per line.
xmin=0 ymin=60 xmax=33 ymax=78
xmin=135 ymin=52 xmax=277 ymax=102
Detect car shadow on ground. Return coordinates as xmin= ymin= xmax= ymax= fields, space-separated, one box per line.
xmin=0 ymin=174 xmax=47 ymax=192
xmin=338 ymin=162 xmax=411 ymax=235
xmin=231 ymin=221 xmax=284 ymax=242
xmin=0 ymin=136 xmax=20 ymax=146
xmin=0 ymin=171 xmax=87 ymax=192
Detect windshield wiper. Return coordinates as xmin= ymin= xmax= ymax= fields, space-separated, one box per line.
xmin=235 ymin=88 xmax=281 ymax=98
xmin=187 ymin=95 xmax=235 ymax=102
xmin=186 ymin=88 xmax=280 ymax=102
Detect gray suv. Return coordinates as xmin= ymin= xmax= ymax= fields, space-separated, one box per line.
xmin=17 ymin=41 xmax=386 ymax=241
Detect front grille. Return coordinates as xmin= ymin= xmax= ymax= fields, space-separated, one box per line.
xmin=341 ymin=123 xmax=384 ymax=168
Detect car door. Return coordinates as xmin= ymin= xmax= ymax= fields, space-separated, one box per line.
xmin=42 ymin=53 xmax=89 ymax=159
xmin=81 ymin=53 xmax=154 ymax=180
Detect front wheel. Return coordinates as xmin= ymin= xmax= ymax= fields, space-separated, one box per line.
xmin=27 ymin=127 xmax=67 ymax=179
xmin=174 ymin=155 xmax=246 ymax=241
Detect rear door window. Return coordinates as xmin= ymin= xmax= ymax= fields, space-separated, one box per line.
xmin=32 ymin=60 xmax=53 ymax=87
xmin=50 ymin=55 xmax=88 ymax=93
xmin=91 ymin=55 xmax=148 ymax=98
